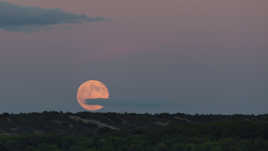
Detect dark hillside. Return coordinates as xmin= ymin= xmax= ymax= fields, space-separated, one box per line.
xmin=0 ymin=112 xmax=268 ymax=151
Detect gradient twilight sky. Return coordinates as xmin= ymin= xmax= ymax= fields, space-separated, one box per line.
xmin=0 ymin=0 xmax=267 ymax=113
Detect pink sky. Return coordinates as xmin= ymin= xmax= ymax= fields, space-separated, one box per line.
xmin=4 ymin=0 xmax=268 ymax=17
xmin=0 ymin=0 xmax=267 ymax=113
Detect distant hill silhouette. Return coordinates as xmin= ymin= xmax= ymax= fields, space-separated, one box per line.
xmin=0 ymin=111 xmax=268 ymax=151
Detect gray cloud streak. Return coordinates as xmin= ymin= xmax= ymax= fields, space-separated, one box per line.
xmin=0 ymin=2 xmax=105 ymax=31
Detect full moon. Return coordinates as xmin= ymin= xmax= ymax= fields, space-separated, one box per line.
xmin=77 ymin=80 xmax=110 ymax=111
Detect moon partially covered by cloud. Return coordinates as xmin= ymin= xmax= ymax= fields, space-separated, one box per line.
xmin=77 ymin=80 xmax=109 ymax=111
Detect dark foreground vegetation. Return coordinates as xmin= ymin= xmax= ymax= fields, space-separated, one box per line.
xmin=0 ymin=112 xmax=268 ymax=151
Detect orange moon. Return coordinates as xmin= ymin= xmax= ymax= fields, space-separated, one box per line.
xmin=77 ymin=80 xmax=109 ymax=111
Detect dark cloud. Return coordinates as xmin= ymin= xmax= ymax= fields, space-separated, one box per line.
xmin=0 ymin=2 xmax=105 ymax=31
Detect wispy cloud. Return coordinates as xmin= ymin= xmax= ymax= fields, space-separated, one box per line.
xmin=0 ymin=2 xmax=105 ymax=31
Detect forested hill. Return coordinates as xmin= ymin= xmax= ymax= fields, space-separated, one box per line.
xmin=0 ymin=112 xmax=268 ymax=151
